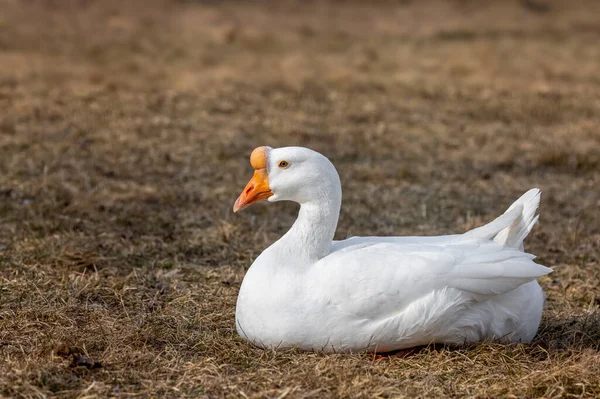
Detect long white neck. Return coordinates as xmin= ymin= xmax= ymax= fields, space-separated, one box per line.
xmin=275 ymin=186 xmax=342 ymax=262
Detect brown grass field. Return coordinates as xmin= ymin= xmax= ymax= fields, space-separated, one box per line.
xmin=1 ymin=0 xmax=600 ymax=397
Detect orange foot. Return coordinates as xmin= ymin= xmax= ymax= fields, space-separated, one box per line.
xmin=370 ymin=344 xmax=447 ymax=360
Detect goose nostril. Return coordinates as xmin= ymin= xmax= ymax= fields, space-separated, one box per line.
xmin=246 ymin=186 xmax=254 ymax=194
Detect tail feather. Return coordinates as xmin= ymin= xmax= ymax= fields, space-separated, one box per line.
xmin=465 ymin=188 xmax=541 ymax=251
xmin=494 ymin=189 xmax=541 ymax=250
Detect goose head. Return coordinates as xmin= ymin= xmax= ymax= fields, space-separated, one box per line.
xmin=233 ymin=146 xmax=341 ymax=212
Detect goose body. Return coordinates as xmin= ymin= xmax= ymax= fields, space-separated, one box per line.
xmin=233 ymin=146 xmax=551 ymax=353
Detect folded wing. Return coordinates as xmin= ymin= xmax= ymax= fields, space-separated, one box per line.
xmin=314 ymin=240 xmax=551 ymax=319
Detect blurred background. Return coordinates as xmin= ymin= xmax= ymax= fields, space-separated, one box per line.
xmin=1 ymin=0 xmax=599 ymax=397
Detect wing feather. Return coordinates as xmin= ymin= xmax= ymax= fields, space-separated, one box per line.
xmin=314 ymin=239 xmax=551 ymax=319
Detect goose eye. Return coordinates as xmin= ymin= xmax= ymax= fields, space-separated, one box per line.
xmin=278 ymin=160 xmax=290 ymax=169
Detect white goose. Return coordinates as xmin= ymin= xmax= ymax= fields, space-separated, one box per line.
xmin=233 ymin=146 xmax=551 ymax=353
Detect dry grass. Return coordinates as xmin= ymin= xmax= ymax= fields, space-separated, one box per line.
xmin=1 ymin=0 xmax=600 ymax=397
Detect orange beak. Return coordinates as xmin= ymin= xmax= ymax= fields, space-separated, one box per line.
xmin=233 ymin=168 xmax=273 ymax=213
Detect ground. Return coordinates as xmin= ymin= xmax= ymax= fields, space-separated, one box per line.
xmin=1 ymin=0 xmax=599 ymax=397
